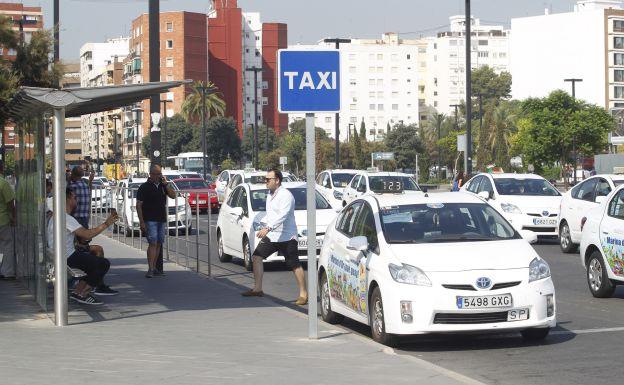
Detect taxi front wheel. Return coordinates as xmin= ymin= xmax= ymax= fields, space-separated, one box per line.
xmin=320 ymin=272 xmax=343 ymax=324
xmin=369 ymin=287 xmax=398 ymax=347
xmin=587 ymin=251 xmax=615 ymax=298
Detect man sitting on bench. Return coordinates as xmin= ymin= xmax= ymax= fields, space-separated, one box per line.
xmin=49 ymin=188 xmax=118 ymax=305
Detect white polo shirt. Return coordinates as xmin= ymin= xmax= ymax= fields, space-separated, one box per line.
xmin=264 ymin=186 xmax=298 ymax=243
xmin=46 ymin=213 xmax=82 ymax=258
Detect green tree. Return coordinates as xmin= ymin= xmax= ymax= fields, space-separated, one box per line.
xmin=3 ymin=151 xmax=15 ymax=176
xmin=281 ymin=132 xmax=305 ymax=176
xmin=471 ymin=66 xmax=512 ymax=102
xmin=360 ymin=119 xmax=367 ymax=143
xmin=487 ymin=101 xmax=518 ymax=169
xmin=512 ymin=90 xmax=614 ymax=175
xmin=241 ymin=125 xmax=278 ymax=162
xmin=12 ymin=29 xmax=61 ymax=88
xmin=351 ymin=124 xmax=364 ymax=169
xmin=384 ymin=123 xmax=424 ymax=170
xmin=180 ymin=81 xmax=226 ymax=123
xmin=204 ymin=117 xmax=242 ymax=166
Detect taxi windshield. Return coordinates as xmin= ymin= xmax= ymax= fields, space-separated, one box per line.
xmin=380 ymin=203 xmax=519 ymax=244
xmin=250 ymin=188 xmax=331 ymax=211
xmin=369 ymin=176 xmax=420 ymax=191
xmin=493 ymin=178 xmax=560 ymax=196
xmin=331 ymin=173 xmax=355 ymax=188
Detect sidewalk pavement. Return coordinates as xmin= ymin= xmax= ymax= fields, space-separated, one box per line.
xmin=0 ymin=235 xmax=484 ymax=385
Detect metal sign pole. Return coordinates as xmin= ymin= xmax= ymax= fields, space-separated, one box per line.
xmin=306 ymin=112 xmax=318 ymax=340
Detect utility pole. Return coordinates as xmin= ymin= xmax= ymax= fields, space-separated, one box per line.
xmin=161 ymin=99 xmax=170 ymax=168
xmin=94 ymin=120 xmax=101 ymax=175
xmin=53 ymin=0 xmax=59 ymax=87
xmin=246 ymin=66 xmax=262 ymax=169
xmin=564 ymin=78 xmax=583 ymax=185
xmin=112 ymin=115 xmax=120 ymax=181
xmin=148 ymin=0 xmax=161 ymax=165
xmin=324 ymin=38 xmax=351 ymax=168
xmin=465 ymin=0 xmax=473 ymax=175
xmin=133 ymin=107 xmax=142 ymax=176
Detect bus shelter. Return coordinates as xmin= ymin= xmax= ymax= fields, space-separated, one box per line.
xmin=1 ymin=81 xmax=189 ymax=326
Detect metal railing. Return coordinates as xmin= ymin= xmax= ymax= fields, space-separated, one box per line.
xmin=89 ymin=185 xmax=214 ymax=276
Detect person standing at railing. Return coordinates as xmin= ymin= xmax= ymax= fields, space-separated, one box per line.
xmin=136 ymin=164 xmax=176 ymax=278
xmin=69 ymin=164 xmax=94 ymax=229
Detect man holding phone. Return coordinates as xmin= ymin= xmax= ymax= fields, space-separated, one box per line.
xmin=136 ymin=164 xmax=176 ymax=278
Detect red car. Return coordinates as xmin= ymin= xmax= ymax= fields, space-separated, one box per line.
xmin=173 ymin=178 xmax=219 ymax=214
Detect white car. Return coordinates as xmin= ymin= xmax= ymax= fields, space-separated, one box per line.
xmin=222 ymin=171 xmax=297 ymax=204
xmin=318 ymin=191 xmax=556 ymax=346
xmin=558 ymin=174 xmax=624 ymax=253
xmin=216 ymin=182 xmax=338 ymax=271
xmin=341 ymin=171 xmax=424 ymax=206
xmin=579 ymin=184 xmax=624 ymax=298
xmin=462 ymin=173 xmax=562 ymax=239
xmin=83 ymin=177 xmax=111 ymax=211
xmin=215 ymin=169 xmax=246 ymax=204
xmin=316 ymin=169 xmax=359 ymax=209
xmin=113 ymin=178 xmax=192 ymax=235
xmin=162 ymin=170 xmax=183 ymax=181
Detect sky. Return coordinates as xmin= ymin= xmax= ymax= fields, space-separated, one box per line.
xmin=14 ymin=0 xmax=580 ymax=61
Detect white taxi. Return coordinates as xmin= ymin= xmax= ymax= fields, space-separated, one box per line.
xmin=222 ymin=170 xmax=297 ymax=204
xmin=462 ymin=173 xmax=562 ymax=239
xmin=558 ymin=174 xmax=624 ymax=253
xmin=341 ymin=171 xmax=423 ymax=207
xmin=215 ymin=169 xmax=246 ymax=204
xmin=318 ymin=190 xmax=556 ymax=346
xmin=216 ymin=182 xmax=338 ymax=271
xmin=579 ymin=184 xmax=624 ymax=297
xmin=316 ymin=169 xmax=359 ymax=208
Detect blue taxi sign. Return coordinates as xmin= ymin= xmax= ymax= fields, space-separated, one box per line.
xmin=278 ymin=50 xmax=341 ymax=113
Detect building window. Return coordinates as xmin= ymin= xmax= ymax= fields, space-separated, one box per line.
xmin=499 ymin=52 xmax=507 ymax=58
xmin=615 ymin=20 xmax=624 ymax=33
xmin=391 ymin=54 xmax=398 ymax=61
xmin=616 ymin=36 xmax=624 ymax=49
xmin=349 ymin=53 xmax=356 ymax=60
xmin=391 ymin=66 xmax=398 ymax=73
xmin=615 ymin=86 xmax=624 ymax=98
xmin=369 ymin=79 xmax=375 ymax=86
xmin=349 ymin=66 xmax=356 ymax=73
xmin=616 ymin=69 xmax=624 ymax=82
xmin=377 ymin=54 xmax=383 ymax=60
xmin=166 ymin=57 xmax=174 ymax=67
xmin=166 ymin=74 xmax=173 ymax=81
xmin=350 ymin=104 xmax=357 ymax=110
xmin=478 ymin=40 xmax=488 ymax=46
xmin=369 ymin=104 xmax=376 ymax=110
xmin=391 ymin=91 xmax=399 ymax=98
xmin=615 ymin=53 xmax=624 ymax=66
xmin=377 ymin=66 xmax=383 ymax=73
xmin=377 ymin=91 xmax=384 ymax=98
xmin=166 ymin=40 xmax=173 ymax=49
xmin=478 ymin=51 xmax=489 ymax=58
xmin=369 ymin=91 xmax=375 ymax=98
xmin=368 ymin=66 xmax=375 ymax=73
xmin=369 ymin=53 xmax=375 ymax=60
xmin=325 ymin=116 xmax=332 ymax=123
xmin=166 ymin=22 xmax=173 ymax=32
xmin=407 ymin=54 xmax=411 ymax=59
xmin=377 ymin=79 xmax=384 ymax=86
xmin=350 ymin=117 xmax=357 ymax=123
xmin=377 ymin=104 xmax=384 ymax=111
xmin=391 ymin=79 xmax=399 ymax=87
xmin=392 ymin=104 xmax=399 ymax=110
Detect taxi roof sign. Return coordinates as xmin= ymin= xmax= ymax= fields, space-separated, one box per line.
xmin=370 ymin=178 xmax=404 ymax=194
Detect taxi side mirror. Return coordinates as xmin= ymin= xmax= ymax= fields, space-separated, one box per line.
xmin=347 ymin=236 xmax=368 ymax=252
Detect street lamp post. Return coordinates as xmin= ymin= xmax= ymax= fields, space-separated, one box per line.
xmin=94 ymin=120 xmax=101 ymax=175
xmin=161 ymin=99 xmax=170 ymax=167
xmin=324 ymin=38 xmax=351 ymax=168
xmin=111 ymin=115 xmax=120 ymax=181
xmin=564 ymin=78 xmax=583 ymax=185
xmin=465 ymin=0 xmax=473 ymax=175
xmin=197 ymin=84 xmax=218 ymax=180
xmin=132 ymin=107 xmax=142 ymax=176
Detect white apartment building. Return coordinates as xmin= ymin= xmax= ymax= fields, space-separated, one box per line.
xmin=79 ymin=38 xmax=129 ymax=166
xmin=289 ymin=33 xmax=421 ymax=142
xmin=511 ymin=0 xmax=624 ymax=111
xmin=425 ymin=16 xmax=510 ymax=116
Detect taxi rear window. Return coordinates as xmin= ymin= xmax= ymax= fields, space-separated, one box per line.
xmin=380 ymin=203 xmax=519 ymax=244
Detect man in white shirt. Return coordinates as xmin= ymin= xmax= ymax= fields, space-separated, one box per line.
xmin=242 ymin=169 xmax=308 ymax=305
xmin=48 ymin=188 xmax=118 ymax=305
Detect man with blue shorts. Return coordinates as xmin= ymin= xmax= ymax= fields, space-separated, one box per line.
xmin=136 ymin=164 xmax=175 ymax=278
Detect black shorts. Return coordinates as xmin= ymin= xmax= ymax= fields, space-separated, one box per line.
xmin=253 ymin=237 xmax=301 ymax=269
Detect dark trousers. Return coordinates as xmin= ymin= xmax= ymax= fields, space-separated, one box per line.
xmin=67 ymin=251 xmax=110 ymax=288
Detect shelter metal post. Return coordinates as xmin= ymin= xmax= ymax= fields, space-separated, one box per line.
xmin=53 ymin=107 xmax=68 ymax=327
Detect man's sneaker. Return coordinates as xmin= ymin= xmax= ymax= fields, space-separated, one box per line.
xmin=93 ymin=285 xmax=119 ymax=296
xmin=153 ymin=269 xmax=165 ymax=277
xmin=70 ymin=292 xmax=103 ymax=305
xmin=145 ymin=269 xmax=154 ymax=278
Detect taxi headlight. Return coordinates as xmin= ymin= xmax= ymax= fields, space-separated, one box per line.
xmin=333 ymin=190 xmax=343 ymax=200
xmin=501 ymin=203 xmax=522 ymax=214
xmin=529 ymin=257 xmax=551 ymax=282
xmin=388 ymin=263 xmax=431 ymax=286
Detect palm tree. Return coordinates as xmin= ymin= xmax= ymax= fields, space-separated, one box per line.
xmin=488 ymin=103 xmax=517 ymax=168
xmin=181 ymin=81 xmax=226 ymax=123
